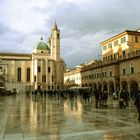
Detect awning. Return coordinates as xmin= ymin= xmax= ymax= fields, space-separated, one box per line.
xmin=0 ymin=87 xmax=5 ymax=89
xmin=68 ymin=86 xmax=90 ymax=90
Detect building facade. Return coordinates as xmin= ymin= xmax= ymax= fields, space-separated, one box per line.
xmin=64 ymin=66 xmax=82 ymax=88
xmin=64 ymin=30 xmax=140 ymax=94
xmin=0 ymin=23 xmax=65 ymax=92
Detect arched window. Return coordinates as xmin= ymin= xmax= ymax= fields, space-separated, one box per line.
xmin=48 ymin=67 xmax=51 ymax=73
xmin=38 ymin=66 xmax=41 ymax=73
xmin=17 ymin=67 xmax=21 ymax=81
xmin=122 ymin=65 xmax=126 ymax=75
xmin=130 ymin=62 xmax=134 ymax=74
xmin=26 ymin=68 xmax=30 ymax=82
xmin=57 ymin=33 xmax=60 ymax=39
xmin=109 ymin=67 xmax=112 ymax=77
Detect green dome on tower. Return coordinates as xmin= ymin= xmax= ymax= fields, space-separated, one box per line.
xmin=36 ymin=37 xmax=50 ymax=50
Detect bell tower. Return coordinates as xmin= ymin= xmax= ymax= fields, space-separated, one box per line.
xmin=51 ymin=22 xmax=60 ymax=61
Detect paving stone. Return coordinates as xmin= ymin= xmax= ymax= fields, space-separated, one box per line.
xmin=0 ymin=94 xmax=139 ymax=140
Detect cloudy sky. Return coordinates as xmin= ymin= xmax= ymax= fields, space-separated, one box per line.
xmin=0 ymin=0 xmax=140 ymax=68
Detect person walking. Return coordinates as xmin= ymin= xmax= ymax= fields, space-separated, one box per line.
xmin=124 ymin=89 xmax=129 ymax=107
xmin=94 ymin=90 xmax=99 ymax=108
xmin=119 ymin=90 xmax=125 ymax=109
xmin=103 ymin=91 xmax=108 ymax=107
xmin=134 ymin=90 xmax=140 ymax=121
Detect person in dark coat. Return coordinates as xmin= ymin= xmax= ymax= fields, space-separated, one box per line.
xmin=134 ymin=90 xmax=140 ymax=120
xmin=119 ymin=90 xmax=125 ymax=109
xmin=124 ymin=89 xmax=129 ymax=107
xmin=34 ymin=89 xmax=38 ymax=99
xmin=94 ymin=90 xmax=99 ymax=108
xmin=103 ymin=91 xmax=108 ymax=107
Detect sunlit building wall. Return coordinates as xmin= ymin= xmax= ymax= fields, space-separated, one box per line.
xmin=0 ymin=23 xmax=65 ymax=92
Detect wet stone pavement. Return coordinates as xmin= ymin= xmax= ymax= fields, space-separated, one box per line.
xmin=0 ymin=94 xmax=140 ymax=140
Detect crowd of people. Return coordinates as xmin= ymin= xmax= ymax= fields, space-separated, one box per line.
xmin=31 ymin=88 xmax=91 ymax=102
xmin=0 ymin=86 xmax=140 ymax=120
xmin=0 ymin=88 xmax=18 ymax=96
xmin=30 ymin=88 xmax=140 ymax=120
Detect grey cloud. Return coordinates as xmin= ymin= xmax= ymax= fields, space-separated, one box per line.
xmin=61 ymin=33 xmax=102 ymax=68
xmin=3 ymin=31 xmax=27 ymax=44
xmin=46 ymin=0 xmax=140 ymax=67
xmin=1 ymin=0 xmax=140 ymax=68
xmin=49 ymin=0 xmax=140 ymax=36
xmin=0 ymin=22 xmax=10 ymax=35
xmin=0 ymin=22 xmax=30 ymax=53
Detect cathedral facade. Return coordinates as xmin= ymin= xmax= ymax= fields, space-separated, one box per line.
xmin=0 ymin=23 xmax=65 ymax=92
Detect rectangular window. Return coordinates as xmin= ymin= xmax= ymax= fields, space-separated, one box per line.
xmin=114 ymin=40 xmax=118 ymax=46
xmin=57 ymin=33 xmax=59 ymax=39
xmin=110 ymin=55 xmax=113 ymax=60
xmin=97 ymin=73 xmax=101 ymax=78
xmin=114 ymin=53 xmax=119 ymax=59
xmin=108 ymin=43 xmax=112 ymax=49
xmin=108 ymin=56 xmax=110 ymax=61
xmin=121 ymin=37 xmax=126 ymax=43
xmin=103 ymin=46 xmax=107 ymax=50
xmin=48 ymin=67 xmax=51 ymax=73
xmin=34 ymin=76 xmax=36 ymax=82
xmin=52 ymin=75 xmax=53 ymax=82
xmin=38 ymin=66 xmax=41 ymax=73
xmin=122 ymin=68 xmax=126 ymax=75
xmin=131 ymin=67 xmax=134 ymax=74
xmin=102 ymin=72 xmax=104 ymax=77
xmin=26 ymin=68 xmax=30 ymax=82
xmin=110 ymin=71 xmax=112 ymax=77
xmin=135 ymin=36 xmax=139 ymax=43
xmin=123 ymin=51 xmax=126 ymax=58
xmin=105 ymin=72 xmax=107 ymax=77
xmin=42 ymin=75 xmax=46 ymax=83
xmin=17 ymin=68 xmax=21 ymax=82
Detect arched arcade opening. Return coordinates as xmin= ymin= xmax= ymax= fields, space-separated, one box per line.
xmin=108 ymin=81 xmax=114 ymax=95
xmin=102 ymin=82 xmax=108 ymax=91
xmin=129 ymin=80 xmax=139 ymax=96
xmin=121 ymin=81 xmax=128 ymax=90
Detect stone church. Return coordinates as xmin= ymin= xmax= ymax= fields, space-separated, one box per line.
xmin=0 ymin=23 xmax=65 ymax=92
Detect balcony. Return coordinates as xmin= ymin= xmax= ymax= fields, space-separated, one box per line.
xmin=81 ymin=50 xmax=140 ymax=72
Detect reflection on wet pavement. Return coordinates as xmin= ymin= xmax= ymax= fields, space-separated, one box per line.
xmin=0 ymin=94 xmax=140 ymax=140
